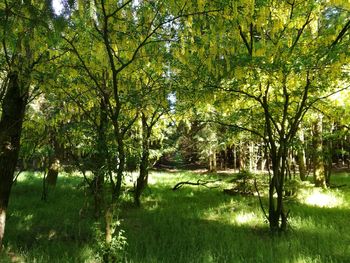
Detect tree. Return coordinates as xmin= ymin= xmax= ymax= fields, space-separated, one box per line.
xmin=133 ymin=67 xmax=170 ymax=206
xmin=171 ymin=0 xmax=350 ymax=231
xmin=0 ymin=0 xmax=60 ymax=248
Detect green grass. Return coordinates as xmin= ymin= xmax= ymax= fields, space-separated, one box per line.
xmin=1 ymin=170 xmax=350 ymax=262
xmin=0 ymin=172 xmax=97 ymax=263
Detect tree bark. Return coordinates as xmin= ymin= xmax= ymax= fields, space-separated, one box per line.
xmin=312 ymin=114 xmax=326 ymax=187
xmin=113 ymin=133 xmax=125 ymax=200
xmin=212 ymin=150 xmax=217 ymax=172
xmin=93 ymin=100 xmax=109 ymax=218
xmin=46 ymin=158 xmax=60 ymax=186
xmin=46 ymin=132 xmax=62 ymax=187
xmin=297 ymin=127 xmax=307 ymax=181
xmin=135 ymin=113 xmax=150 ymax=207
xmin=249 ymin=142 xmax=255 ymax=171
xmin=325 ymin=122 xmax=334 ymax=186
xmin=239 ymin=142 xmax=246 ymax=171
xmin=0 ymin=72 xmax=27 ymax=249
xmin=268 ymin=146 xmax=288 ymax=232
xmin=233 ymin=145 xmax=237 ymax=170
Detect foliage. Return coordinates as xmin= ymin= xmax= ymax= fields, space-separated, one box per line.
xmin=1 ymin=0 xmax=350 ymax=256
xmin=94 ymin=220 xmax=127 ymax=263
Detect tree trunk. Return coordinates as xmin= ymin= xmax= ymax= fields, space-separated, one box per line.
xmin=249 ymin=142 xmax=256 ymax=171
xmin=224 ymin=148 xmax=228 ymax=169
xmin=212 ymin=150 xmax=217 ymax=172
xmin=208 ymin=147 xmax=216 ymax=172
xmin=93 ymin=100 xmax=108 ymax=218
xmin=114 ymin=135 xmax=125 ymax=200
xmin=46 ymin=157 xmax=60 ymax=186
xmin=135 ymin=113 xmax=150 ymax=207
xmin=0 ymin=72 xmax=27 ymax=249
xmin=325 ymin=123 xmax=334 ymax=186
xmin=0 ymin=207 xmax=5 ymax=250
xmin=105 ymin=205 xmax=113 ymax=244
xmin=233 ymin=145 xmax=237 ymax=171
xmin=297 ymin=127 xmax=307 ymax=181
xmin=312 ymin=114 xmax=326 ymax=187
xmin=208 ymin=153 xmax=212 ymax=172
xmin=239 ymin=142 xmax=246 ymax=171
xmin=46 ymin=132 xmax=62 ymax=187
xmin=268 ymin=148 xmax=288 ymax=233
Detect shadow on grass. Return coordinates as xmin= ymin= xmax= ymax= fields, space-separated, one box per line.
xmin=3 ymin=173 xmax=97 ymax=262
xmin=122 ymin=174 xmax=350 ymax=263
xmin=2 ymin=171 xmax=350 ymax=262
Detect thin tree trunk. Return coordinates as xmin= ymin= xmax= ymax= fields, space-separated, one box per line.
xmin=325 ymin=122 xmax=334 ymax=186
xmin=249 ymin=142 xmax=256 ymax=171
xmin=114 ymin=135 xmax=125 ymax=200
xmin=208 ymin=151 xmax=213 ymax=171
xmin=93 ymin=100 xmax=108 ymax=218
xmin=212 ymin=150 xmax=217 ymax=172
xmin=239 ymin=142 xmax=246 ymax=172
xmin=135 ymin=113 xmax=150 ymax=207
xmin=105 ymin=205 xmax=113 ymax=244
xmin=312 ymin=114 xmax=326 ymax=187
xmin=297 ymin=127 xmax=307 ymax=181
xmin=233 ymin=145 xmax=237 ymax=171
xmin=224 ymin=148 xmax=228 ymax=170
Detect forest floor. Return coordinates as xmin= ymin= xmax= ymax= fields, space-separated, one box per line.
xmin=0 ymin=170 xmax=350 ymax=262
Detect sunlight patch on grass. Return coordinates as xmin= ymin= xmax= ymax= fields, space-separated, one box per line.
xmin=234 ymin=212 xmax=257 ymax=225
xmin=298 ymin=188 xmax=344 ymax=208
xmin=291 ymin=254 xmax=323 ymax=263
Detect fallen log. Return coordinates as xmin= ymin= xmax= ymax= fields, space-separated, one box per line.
xmin=172 ymin=179 xmax=221 ymax=191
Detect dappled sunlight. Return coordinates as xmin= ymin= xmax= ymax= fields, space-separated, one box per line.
xmin=202 ymin=200 xmax=262 ymax=227
xmin=202 ymin=203 xmax=233 ymax=222
xmin=234 ymin=212 xmax=259 ymax=225
xmin=291 ymin=254 xmax=323 ymax=263
xmin=147 ymin=175 xmax=157 ymax=185
xmin=298 ymin=188 xmax=344 ymax=208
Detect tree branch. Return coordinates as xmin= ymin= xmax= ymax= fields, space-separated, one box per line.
xmin=330 ymin=19 xmax=350 ymax=48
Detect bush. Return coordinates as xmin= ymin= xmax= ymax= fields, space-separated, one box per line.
xmin=94 ymin=220 xmax=128 ymax=263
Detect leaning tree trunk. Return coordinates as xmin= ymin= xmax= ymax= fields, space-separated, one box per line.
xmin=135 ymin=114 xmax=150 ymax=207
xmin=0 ymin=73 xmax=27 ymax=249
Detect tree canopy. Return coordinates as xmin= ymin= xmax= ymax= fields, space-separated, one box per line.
xmin=0 ymin=0 xmax=349 ymax=256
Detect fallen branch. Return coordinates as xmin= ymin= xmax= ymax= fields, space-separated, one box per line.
xmin=172 ymin=179 xmax=221 ymax=191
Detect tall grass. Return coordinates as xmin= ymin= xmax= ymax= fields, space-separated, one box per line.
xmin=1 ymin=170 xmax=350 ymax=262
xmin=122 ymin=171 xmax=350 ymax=263
xmin=0 ymin=172 xmax=97 ymax=262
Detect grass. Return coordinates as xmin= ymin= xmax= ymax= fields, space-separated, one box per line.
xmin=1 ymin=170 xmax=350 ymax=262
